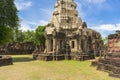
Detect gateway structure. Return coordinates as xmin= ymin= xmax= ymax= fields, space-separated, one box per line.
xmin=33 ymin=0 xmax=103 ymax=61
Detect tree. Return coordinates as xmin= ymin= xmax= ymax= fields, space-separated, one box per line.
xmin=102 ymin=37 xmax=108 ymax=46
xmin=0 ymin=0 xmax=19 ymax=44
xmin=0 ymin=0 xmax=19 ymax=28
xmin=0 ymin=27 xmax=13 ymax=44
xmin=35 ymin=25 xmax=46 ymax=46
xmin=14 ymin=30 xmax=25 ymax=42
xmin=24 ymin=30 xmax=36 ymax=43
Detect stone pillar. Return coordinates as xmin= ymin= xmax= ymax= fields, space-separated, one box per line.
xmin=53 ymin=38 xmax=56 ymax=53
xmin=46 ymin=39 xmax=52 ymax=53
xmin=79 ymin=37 xmax=82 ymax=53
xmin=53 ymin=38 xmax=56 ymax=60
xmin=75 ymin=39 xmax=79 ymax=51
xmin=48 ymin=40 xmax=51 ymax=52
xmin=84 ymin=39 xmax=87 ymax=54
xmin=86 ymin=38 xmax=89 ymax=54
xmin=56 ymin=40 xmax=59 ymax=54
xmin=45 ymin=39 xmax=48 ymax=53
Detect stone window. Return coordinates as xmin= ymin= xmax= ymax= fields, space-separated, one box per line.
xmin=71 ymin=41 xmax=75 ymax=49
xmin=50 ymin=40 xmax=53 ymax=51
xmin=60 ymin=40 xmax=62 ymax=48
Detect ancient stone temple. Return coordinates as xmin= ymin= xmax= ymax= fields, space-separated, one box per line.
xmin=92 ymin=31 xmax=120 ymax=78
xmin=33 ymin=0 xmax=103 ymax=61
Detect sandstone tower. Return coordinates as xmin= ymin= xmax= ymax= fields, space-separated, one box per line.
xmin=33 ymin=0 xmax=103 ymax=61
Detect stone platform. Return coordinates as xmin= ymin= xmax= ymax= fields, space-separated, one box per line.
xmin=33 ymin=54 xmax=95 ymax=61
xmin=33 ymin=54 xmax=71 ymax=61
xmin=0 ymin=55 xmax=13 ymax=66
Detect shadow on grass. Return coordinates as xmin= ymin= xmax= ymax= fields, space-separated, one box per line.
xmin=13 ymin=57 xmax=33 ymax=62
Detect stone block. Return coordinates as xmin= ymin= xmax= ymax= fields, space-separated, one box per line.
xmin=0 ymin=55 xmax=13 ymax=66
xmin=97 ymin=62 xmax=105 ymax=71
xmin=109 ymin=72 xmax=120 ymax=78
xmin=91 ymin=60 xmax=98 ymax=66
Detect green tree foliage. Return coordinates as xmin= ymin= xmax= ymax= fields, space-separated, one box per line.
xmin=102 ymin=37 xmax=108 ymax=46
xmin=0 ymin=0 xmax=19 ymax=28
xmin=0 ymin=27 xmax=13 ymax=44
xmin=11 ymin=30 xmax=36 ymax=43
xmin=12 ymin=25 xmax=46 ymax=46
xmin=14 ymin=30 xmax=25 ymax=42
xmin=0 ymin=0 xmax=19 ymax=44
xmin=35 ymin=26 xmax=46 ymax=46
xmin=0 ymin=25 xmax=46 ymax=46
xmin=24 ymin=30 xmax=36 ymax=43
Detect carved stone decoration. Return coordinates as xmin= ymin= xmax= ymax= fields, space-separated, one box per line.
xmin=33 ymin=0 xmax=103 ymax=61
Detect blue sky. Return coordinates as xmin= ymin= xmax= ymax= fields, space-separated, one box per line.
xmin=15 ymin=0 xmax=120 ymax=38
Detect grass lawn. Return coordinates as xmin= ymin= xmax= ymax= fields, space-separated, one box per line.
xmin=0 ymin=55 xmax=119 ymax=80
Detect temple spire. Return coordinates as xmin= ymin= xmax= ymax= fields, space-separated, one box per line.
xmin=51 ymin=0 xmax=82 ymax=29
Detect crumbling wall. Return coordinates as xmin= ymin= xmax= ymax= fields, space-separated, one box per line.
xmin=0 ymin=55 xmax=13 ymax=66
xmin=91 ymin=31 xmax=120 ymax=78
xmin=0 ymin=42 xmax=36 ymax=55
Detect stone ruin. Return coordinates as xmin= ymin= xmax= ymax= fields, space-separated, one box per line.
xmin=7 ymin=42 xmax=35 ymax=54
xmin=0 ymin=45 xmax=13 ymax=66
xmin=33 ymin=0 xmax=103 ymax=61
xmin=0 ymin=55 xmax=13 ymax=66
xmin=91 ymin=30 xmax=120 ymax=78
xmin=0 ymin=44 xmax=7 ymax=55
xmin=0 ymin=42 xmax=36 ymax=66
xmin=0 ymin=42 xmax=35 ymax=55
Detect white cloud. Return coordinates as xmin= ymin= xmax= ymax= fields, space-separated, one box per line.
xmin=91 ymin=24 xmax=120 ymax=31
xmin=19 ymin=21 xmax=34 ymax=31
xmin=15 ymin=0 xmax=32 ymax=10
xmin=24 ymin=20 xmax=48 ymax=26
xmin=76 ymin=1 xmax=85 ymax=17
xmin=75 ymin=0 xmax=114 ymax=38
xmin=75 ymin=0 xmax=109 ymax=18
xmin=19 ymin=17 xmax=48 ymax=31
xmin=86 ymin=0 xmax=106 ymax=4
xmin=40 ymin=9 xmax=53 ymax=15
xmin=40 ymin=8 xmax=53 ymax=20
xmin=89 ymin=23 xmax=120 ymax=38
xmin=39 ymin=20 xmax=48 ymax=26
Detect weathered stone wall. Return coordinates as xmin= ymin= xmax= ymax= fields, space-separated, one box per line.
xmin=0 ymin=55 xmax=13 ymax=66
xmin=7 ymin=42 xmax=35 ymax=54
xmin=108 ymin=30 xmax=120 ymax=53
xmin=0 ymin=44 xmax=7 ymax=55
xmin=0 ymin=42 xmax=36 ymax=55
xmin=91 ymin=31 xmax=120 ymax=78
xmin=96 ymin=53 xmax=120 ymax=78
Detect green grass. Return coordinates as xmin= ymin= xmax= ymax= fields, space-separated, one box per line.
xmin=0 ymin=55 xmax=119 ymax=80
